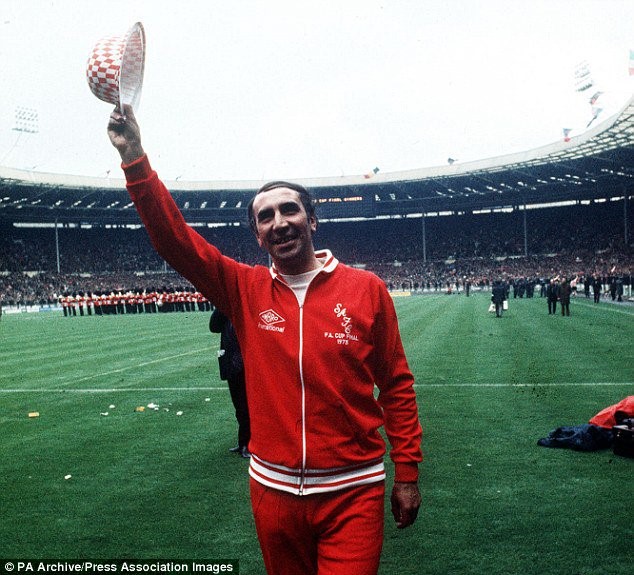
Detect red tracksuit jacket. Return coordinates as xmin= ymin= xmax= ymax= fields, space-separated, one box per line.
xmin=124 ymin=156 xmax=423 ymax=495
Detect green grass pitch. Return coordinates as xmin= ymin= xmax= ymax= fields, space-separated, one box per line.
xmin=1 ymin=293 xmax=632 ymax=574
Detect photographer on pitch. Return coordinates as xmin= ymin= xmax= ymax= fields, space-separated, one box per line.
xmin=107 ymin=105 xmax=422 ymax=575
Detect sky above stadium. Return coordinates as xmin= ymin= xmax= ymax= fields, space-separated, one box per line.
xmin=0 ymin=0 xmax=632 ymax=182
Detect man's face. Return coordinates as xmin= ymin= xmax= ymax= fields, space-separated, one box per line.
xmin=251 ymin=187 xmax=317 ymax=274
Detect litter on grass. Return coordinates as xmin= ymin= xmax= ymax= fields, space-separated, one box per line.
xmin=132 ymin=403 xmax=184 ymax=415
xmin=28 ymin=412 xmax=40 ymax=418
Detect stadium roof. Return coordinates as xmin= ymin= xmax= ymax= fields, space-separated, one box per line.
xmin=1 ymin=94 xmax=632 ymax=225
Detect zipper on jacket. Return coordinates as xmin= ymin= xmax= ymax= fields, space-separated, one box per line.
xmin=273 ymin=270 xmax=323 ymax=496
xmin=298 ymin=304 xmax=307 ymax=495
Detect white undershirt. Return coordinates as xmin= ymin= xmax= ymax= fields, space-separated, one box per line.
xmin=280 ymin=258 xmax=326 ymax=306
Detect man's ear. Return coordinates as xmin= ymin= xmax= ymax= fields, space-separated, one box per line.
xmin=309 ymin=215 xmax=318 ymax=234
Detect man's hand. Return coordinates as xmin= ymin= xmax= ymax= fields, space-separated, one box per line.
xmin=390 ymin=481 xmax=421 ymax=529
xmin=107 ymin=104 xmax=145 ymax=165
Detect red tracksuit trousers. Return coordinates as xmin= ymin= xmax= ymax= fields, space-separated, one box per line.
xmin=250 ymin=478 xmax=385 ymax=575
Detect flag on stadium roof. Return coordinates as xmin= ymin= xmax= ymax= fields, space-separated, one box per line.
xmin=364 ymin=167 xmax=380 ymax=179
xmin=562 ymin=128 xmax=572 ymax=142
xmin=589 ymin=91 xmax=603 ymax=105
xmin=629 ymin=49 xmax=634 ymax=76
xmin=586 ymin=91 xmax=604 ymax=127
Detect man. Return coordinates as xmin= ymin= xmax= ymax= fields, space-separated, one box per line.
xmin=210 ymin=307 xmax=251 ymax=458
xmin=616 ymin=276 xmax=624 ymax=302
xmin=491 ymin=279 xmax=506 ymax=318
xmin=559 ymin=277 xmax=571 ymax=316
xmin=107 ymin=106 xmax=422 ymax=575
xmin=546 ymin=278 xmax=559 ymax=315
xmin=592 ymin=275 xmax=602 ymax=304
xmin=583 ymin=275 xmax=591 ymax=299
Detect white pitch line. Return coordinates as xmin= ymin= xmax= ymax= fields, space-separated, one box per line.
xmin=416 ymin=382 xmax=633 ymax=387
xmin=47 ymin=347 xmax=210 ymax=386
xmin=571 ymin=299 xmax=634 ymax=316
xmin=0 ymin=382 xmax=631 ymax=393
xmin=0 ymin=387 xmax=228 ymax=393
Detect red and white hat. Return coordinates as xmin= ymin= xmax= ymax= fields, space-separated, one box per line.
xmin=86 ymin=22 xmax=146 ymax=111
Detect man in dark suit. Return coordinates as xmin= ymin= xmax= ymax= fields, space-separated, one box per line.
xmin=491 ymin=280 xmax=507 ymax=318
xmin=210 ymin=308 xmax=251 ymax=458
xmin=546 ymin=278 xmax=560 ymax=315
xmin=559 ymin=278 xmax=572 ymax=316
xmin=593 ymin=276 xmax=602 ymax=303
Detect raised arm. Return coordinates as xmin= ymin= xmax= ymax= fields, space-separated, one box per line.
xmin=104 ymin=105 xmax=242 ymax=319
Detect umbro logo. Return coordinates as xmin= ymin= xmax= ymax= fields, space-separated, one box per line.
xmin=259 ymin=309 xmax=285 ymax=325
xmin=258 ymin=309 xmax=286 ymax=333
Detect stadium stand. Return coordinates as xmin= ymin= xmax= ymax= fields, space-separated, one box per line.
xmin=1 ymin=199 xmax=631 ymax=309
xmin=0 ymin=96 xmax=632 ymax=310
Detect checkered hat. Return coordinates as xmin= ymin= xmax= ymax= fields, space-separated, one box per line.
xmin=86 ymin=22 xmax=145 ymax=111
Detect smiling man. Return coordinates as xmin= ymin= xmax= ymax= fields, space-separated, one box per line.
xmin=248 ymin=181 xmax=320 ymax=275
xmin=108 ymin=105 xmax=423 ymax=575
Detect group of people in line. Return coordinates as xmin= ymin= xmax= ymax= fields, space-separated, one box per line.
xmin=59 ymin=289 xmax=211 ymax=316
xmin=487 ymin=272 xmax=627 ymax=318
xmin=47 ymin=273 xmax=629 ymax=320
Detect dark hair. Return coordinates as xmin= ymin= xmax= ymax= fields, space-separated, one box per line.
xmin=247 ymin=181 xmax=317 ymax=234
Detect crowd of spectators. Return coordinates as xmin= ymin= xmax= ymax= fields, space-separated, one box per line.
xmin=1 ymin=202 xmax=632 ymax=308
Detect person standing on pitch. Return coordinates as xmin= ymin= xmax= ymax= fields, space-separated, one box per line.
xmin=491 ymin=279 xmax=506 ymax=318
xmin=210 ymin=307 xmax=251 ymax=458
xmin=546 ymin=277 xmax=560 ymax=315
xmin=107 ymin=105 xmax=422 ymax=575
xmin=559 ymin=277 xmax=571 ymax=316
xmin=592 ymin=275 xmax=602 ymax=304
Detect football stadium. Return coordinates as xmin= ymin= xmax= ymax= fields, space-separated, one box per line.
xmin=1 ymin=4 xmax=633 ymax=575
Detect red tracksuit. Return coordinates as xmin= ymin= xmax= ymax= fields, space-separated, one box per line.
xmin=123 ymin=156 xmax=423 ymax=573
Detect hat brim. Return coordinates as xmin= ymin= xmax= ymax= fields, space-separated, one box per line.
xmin=119 ymin=22 xmax=146 ymax=112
